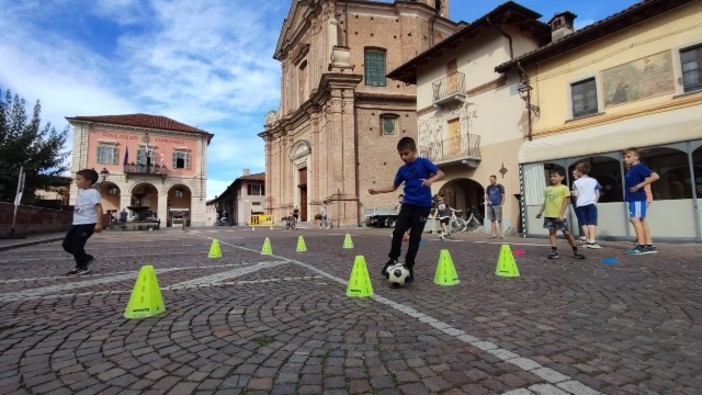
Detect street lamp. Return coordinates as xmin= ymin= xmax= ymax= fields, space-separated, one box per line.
xmin=99 ymin=168 xmax=110 ymax=183
xmin=517 ymin=80 xmax=533 ymax=100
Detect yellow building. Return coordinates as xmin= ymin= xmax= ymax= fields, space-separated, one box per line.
xmin=495 ymin=0 xmax=702 ymax=240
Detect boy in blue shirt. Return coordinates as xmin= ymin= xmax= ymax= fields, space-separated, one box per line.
xmin=623 ymin=147 xmax=659 ymax=255
xmin=369 ymin=137 xmax=445 ymax=283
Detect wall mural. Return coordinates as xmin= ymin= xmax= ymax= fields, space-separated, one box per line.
xmin=418 ymin=101 xmax=477 ymax=163
xmin=602 ymin=50 xmax=674 ymax=107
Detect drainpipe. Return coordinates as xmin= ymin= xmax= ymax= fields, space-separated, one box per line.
xmin=429 ymin=9 xmax=439 ymax=47
xmin=487 ymin=16 xmax=513 ymax=60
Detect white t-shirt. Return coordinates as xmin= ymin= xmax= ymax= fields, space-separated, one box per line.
xmin=74 ymin=188 xmax=101 ymax=225
xmin=573 ymin=176 xmax=599 ymax=207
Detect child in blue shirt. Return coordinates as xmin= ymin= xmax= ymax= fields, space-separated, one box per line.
xmin=623 ymin=147 xmax=659 ymax=255
xmin=369 ymin=137 xmax=445 ymax=283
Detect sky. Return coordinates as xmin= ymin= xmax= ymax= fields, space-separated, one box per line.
xmin=0 ymin=0 xmax=640 ymax=199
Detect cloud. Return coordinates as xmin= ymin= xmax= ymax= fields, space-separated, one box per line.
xmin=0 ymin=0 xmax=285 ymax=196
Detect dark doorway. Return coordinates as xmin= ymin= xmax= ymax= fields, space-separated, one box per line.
xmin=298 ymin=167 xmax=308 ymax=221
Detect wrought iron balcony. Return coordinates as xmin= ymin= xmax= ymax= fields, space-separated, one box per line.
xmin=432 ymin=71 xmax=466 ymax=107
xmin=419 ymin=133 xmax=481 ymax=166
xmin=123 ymin=164 xmax=168 ymax=182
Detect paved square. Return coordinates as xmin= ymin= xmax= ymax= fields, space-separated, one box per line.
xmin=0 ymin=228 xmax=700 ymax=394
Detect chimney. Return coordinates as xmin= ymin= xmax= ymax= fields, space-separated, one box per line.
xmin=242 ymin=168 xmax=250 ymax=176
xmin=548 ymin=11 xmax=576 ymax=42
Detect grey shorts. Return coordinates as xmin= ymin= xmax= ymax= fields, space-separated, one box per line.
xmin=543 ymin=217 xmax=569 ymax=231
xmin=486 ymin=204 xmax=502 ymax=221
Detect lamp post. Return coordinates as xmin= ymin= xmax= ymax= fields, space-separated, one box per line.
xmin=517 ymin=81 xmax=534 ymax=142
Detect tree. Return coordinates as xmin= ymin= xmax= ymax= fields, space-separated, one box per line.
xmin=0 ymin=89 xmax=70 ymax=204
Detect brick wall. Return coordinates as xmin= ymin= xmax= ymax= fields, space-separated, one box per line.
xmin=0 ymin=203 xmax=72 ymax=237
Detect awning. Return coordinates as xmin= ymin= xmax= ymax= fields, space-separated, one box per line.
xmin=519 ymin=105 xmax=702 ymax=163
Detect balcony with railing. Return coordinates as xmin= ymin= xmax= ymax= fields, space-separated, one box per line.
xmin=124 ymin=164 xmax=169 ymax=182
xmin=432 ymin=72 xmax=466 ymax=107
xmin=419 ymin=133 xmax=481 ymax=167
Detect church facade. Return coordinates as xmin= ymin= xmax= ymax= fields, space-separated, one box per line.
xmin=259 ymin=0 xmax=458 ymax=226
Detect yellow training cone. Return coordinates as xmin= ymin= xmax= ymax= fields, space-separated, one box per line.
xmin=495 ymin=244 xmax=520 ymax=277
xmin=296 ymin=235 xmax=307 ymax=252
xmin=434 ymin=249 xmax=460 ymax=286
xmin=343 ymin=233 xmax=354 ymax=249
xmin=261 ymin=237 xmax=272 ymax=255
xmin=124 ymin=265 xmax=165 ymax=319
xmin=208 ymin=239 xmax=222 ymax=258
xmin=346 ymin=255 xmax=373 ymax=297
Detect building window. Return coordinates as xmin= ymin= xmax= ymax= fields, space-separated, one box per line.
xmin=96 ymin=145 xmax=118 ymax=164
xmin=365 ymin=48 xmax=387 ymax=87
xmin=172 ymin=150 xmax=190 ymax=169
xmin=680 ymin=44 xmax=702 ymax=93
xmin=380 ymin=114 xmax=399 ymax=136
xmin=175 ymin=189 xmax=183 ymax=198
xmin=107 ymin=187 xmax=119 ymax=196
xmin=248 ymin=183 xmax=264 ymax=196
xmin=571 ymin=78 xmax=598 ymax=118
xmin=136 ymin=147 xmax=155 ymax=166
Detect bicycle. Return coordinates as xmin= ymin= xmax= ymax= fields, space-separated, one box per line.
xmin=448 ymin=209 xmax=467 ymax=233
xmin=464 ymin=207 xmax=484 ymax=232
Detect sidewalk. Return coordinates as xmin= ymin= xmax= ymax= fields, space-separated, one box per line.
xmin=0 ymin=231 xmax=66 ymax=251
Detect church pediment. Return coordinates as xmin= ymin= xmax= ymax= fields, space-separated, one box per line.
xmin=275 ymin=0 xmax=318 ymax=60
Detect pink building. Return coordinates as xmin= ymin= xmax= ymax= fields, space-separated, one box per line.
xmin=66 ymin=114 xmax=213 ymax=227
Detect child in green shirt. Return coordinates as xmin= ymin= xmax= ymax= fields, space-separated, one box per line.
xmin=536 ymin=169 xmax=585 ymax=260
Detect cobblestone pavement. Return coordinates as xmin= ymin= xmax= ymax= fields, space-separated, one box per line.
xmin=0 ymin=227 xmax=700 ymax=395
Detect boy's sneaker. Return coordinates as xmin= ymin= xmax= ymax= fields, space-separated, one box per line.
xmin=86 ymin=255 xmax=95 ymax=266
xmin=586 ymin=242 xmax=602 ymax=249
xmin=66 ymin=267 xmax=80 ymax=275
xmin=626 ymin=245 xmax=647 ymax=255
xmin=381 ymin=259 xmax=397 ymax=277
xmin=643 ymin=245 xmax=658 ymax=254
xmin=548 ymin=250 xmax=559 ymax=259
xmin=76 ymin=267 xmax=91 ymax=275
xmin=573 ymin=250 xmax=586 ymax=259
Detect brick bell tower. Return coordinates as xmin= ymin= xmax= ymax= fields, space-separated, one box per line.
xmin=411 ymin=0 xmax=449 ymax=18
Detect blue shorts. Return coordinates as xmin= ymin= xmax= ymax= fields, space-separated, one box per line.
xmin=543 ymin=217 xmax=570 ymax=231
xmin=575 ymin=204 xmax=598 ymax=226
xmin=628 ymin=201 xmax=647 ymax=218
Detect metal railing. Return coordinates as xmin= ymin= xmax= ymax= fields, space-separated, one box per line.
xmin=419 ymin=133 xmax=481 ymax=164
xmin=432 ymin=72 xmax=466 ymax=103
xmin=123 ymin=164 xmax=168 ymax=176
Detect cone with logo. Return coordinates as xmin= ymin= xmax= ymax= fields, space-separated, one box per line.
xmin=434 ymin=249 xmax=460 ymax=286
xmin=346 ymin=255 xmax=373 ymax=297
xmin=124 ymin=265 xmax=166 ymax=319
xmin=296 ymin=235 xmax=307 ymax=252
xmin=343 ymin=233 xmax=354 ymax=249
xmin=495 ymin=244 xmax=520 ymax=277
xmin=261 ymin=237 xmax=272 ymax=255
xmin=208 ymin=239 xmax=222 ymax=258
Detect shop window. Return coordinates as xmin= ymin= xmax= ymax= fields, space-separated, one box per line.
xmin=568 ymin=156 xmax=624 ymax=203
xmin=640 ymin=147 xmax=692 ymax=200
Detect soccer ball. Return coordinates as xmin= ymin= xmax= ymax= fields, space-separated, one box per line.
xmin=386 ymin=262 xmax=410 ymax=287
